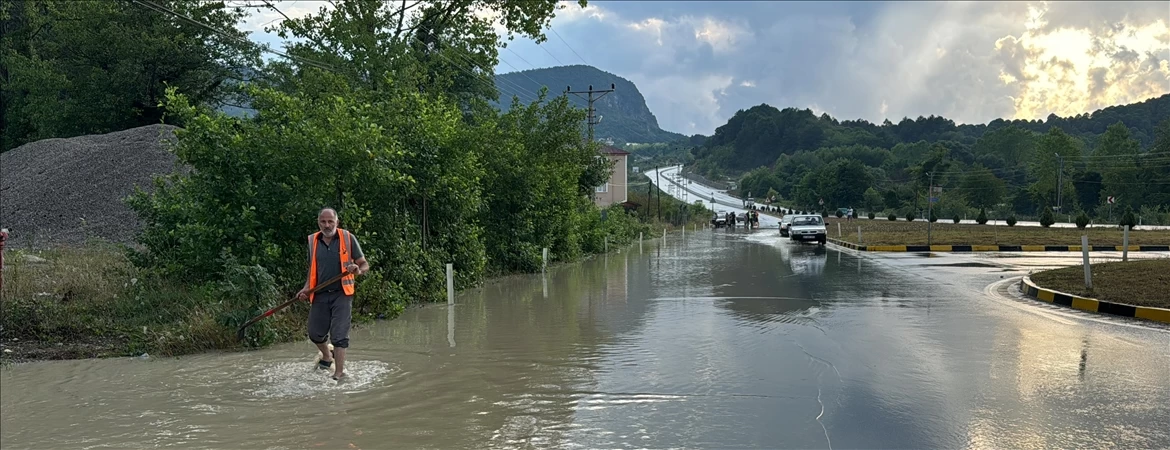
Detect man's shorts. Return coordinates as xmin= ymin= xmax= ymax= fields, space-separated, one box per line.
xmin=308 ymin=290 xmax=353 ymax=348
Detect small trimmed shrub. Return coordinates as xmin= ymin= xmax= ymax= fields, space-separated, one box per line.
xmin=905 ymin=212 xmax=915 ymax=222
xmin=929 ymin=211 xmax=938 ymax=223
xmin=1075 ymin=212 xmax=1090 ymax=229
xmin=887 ymin=213 xmax=897 ymax=221
xmin=976 ymin=208 xmax=988 ymax=225
xmin=1039 ymin=207 xmax=1055 ymax=228
xmin=952 ymin=215 xmax=960 ymax=224
xmin=868 ymin=211 xmax=876 ymax=220
xmin=1006 ymin=216 xmax=1017 ymax=226
xmin=1120 ymin=206 xmax=1137 ymax=229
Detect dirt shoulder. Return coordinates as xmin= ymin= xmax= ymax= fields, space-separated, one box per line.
xmin=824 ymin=219 xmax=1170 ymax=246
xmin=1028 ymin=259 xmax=1170 ymax=309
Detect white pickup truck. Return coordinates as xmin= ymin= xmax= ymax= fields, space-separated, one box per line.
xmin=787 ymin=214 xmax=827 ymax=245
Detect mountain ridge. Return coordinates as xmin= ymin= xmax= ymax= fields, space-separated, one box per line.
xmin=493 ymin=65 xmax=688 ymax=145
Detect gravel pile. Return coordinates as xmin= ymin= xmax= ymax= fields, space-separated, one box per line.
xmin=0 ymin=124 xmax=187 ymax=249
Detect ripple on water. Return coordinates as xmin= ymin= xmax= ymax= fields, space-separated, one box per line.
xmin=244 ymin=359 xmax=396 ymax=399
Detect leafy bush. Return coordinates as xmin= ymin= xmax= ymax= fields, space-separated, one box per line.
xmin=906 ymin=212 xmax=915 ymax=222
xmin=1120 ymin=206 xmax=1138 ymax=229
xmin=976 ymin=208 xmax=988 ymax=225
xmin=952 ymin=215 xmax=961 ymax=224
xmin=1006 ymin=216 xmax=1017 ymax=226
xmin=1075 ymin=212 xmax=1090 ymax=229
xmin=868 ymin=211 xmax=876 ymax=220
xmin=888 ymin=213 xmax=897 ymax=221
xmin=1039 ymin=207 xmax=1055 ymax=228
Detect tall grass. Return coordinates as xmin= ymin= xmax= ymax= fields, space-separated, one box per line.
xmin=0 ymin=242 xmax=329 ymax=359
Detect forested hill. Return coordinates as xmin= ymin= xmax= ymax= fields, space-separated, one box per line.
xmin=494 ymin=65 xmax=687 ymax=144
xmin=699 ymin=93 xmax=1170 ymax=224
xmin=694 ymin=93 xmax=1170 ymax=175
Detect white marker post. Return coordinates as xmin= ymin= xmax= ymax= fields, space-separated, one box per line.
xmin=1122 ymin=225 xmax=1130 ymax=262
xmin=542 ymin=247 xmax=549 ymax=271
xmin=1081 ymin=235 xmax=1092 ymax=289
xmin=446 ymin=263 xmax=454 ymax=305
xmin=838 ymin=223 xmax=842 ymax=237
xmin=858 ymin=226 xmax=863 ymax=245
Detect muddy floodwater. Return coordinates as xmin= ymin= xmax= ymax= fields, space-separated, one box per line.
xmin=3 ymin=230 xmax=1169 ymax=449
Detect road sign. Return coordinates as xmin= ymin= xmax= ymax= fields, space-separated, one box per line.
xmin=819 ymin=198 xmax=824 ymax=205
xmin=929 ymin=197 xmax=939 ymax=203
xmin=1107 ymin=196 xmax=1115 ymax=204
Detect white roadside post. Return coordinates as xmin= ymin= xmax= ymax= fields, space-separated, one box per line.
xmin=446 ymin=263 xmax=454 ymax=305
xmin=1081 ymin=235 xmax=1092 ymax=289
xmin=1122 ymin=225 xmax=1130 ymax=262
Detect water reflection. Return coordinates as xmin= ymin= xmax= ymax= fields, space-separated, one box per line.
xmin=2 ymin=229 xmax=1168 ymax=449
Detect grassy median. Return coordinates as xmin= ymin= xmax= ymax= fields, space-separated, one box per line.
xmin=1029 ymin=259 xmax=1170 ymax=309
xmin=820 ymin=218 xmax=1170 ymax=246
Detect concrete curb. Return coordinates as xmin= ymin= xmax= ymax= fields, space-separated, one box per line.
xmin=1017 ymin=276 xmax=1170 ymax=325
xmin=827 ymin=237 xmax=1170 ymax=253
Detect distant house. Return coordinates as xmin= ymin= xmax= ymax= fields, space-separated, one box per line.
xmin=594 ymin=145 xmax=629 ymax=208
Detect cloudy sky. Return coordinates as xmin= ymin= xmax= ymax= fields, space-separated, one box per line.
xmin=241 ymin=1 xmax=1169 ymax=136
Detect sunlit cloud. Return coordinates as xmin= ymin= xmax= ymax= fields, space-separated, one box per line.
xmin=997 ymin=2 xmax=1170 ymax=120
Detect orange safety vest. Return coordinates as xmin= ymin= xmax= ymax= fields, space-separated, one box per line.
xmin=307 ymin=229 xmax=356 ymax=302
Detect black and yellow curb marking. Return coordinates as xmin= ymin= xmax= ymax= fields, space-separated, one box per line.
xmin=1018 ymin=276 xmax=1170 ymax=325
xmin=827 ymin=238 xmax=1170 ymax=253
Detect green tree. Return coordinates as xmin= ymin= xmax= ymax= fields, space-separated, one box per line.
xmin=1028 ymin=127 xmax=1082 ymax=212
xmin=1092 ymin=122 xmax=1143 ymax=210
xmin=960 ymin=166 xmax=1006 ymax=209
xmin=972 ymin=125 xmax=1036 ymax=167
xmin=477 ymin=89 xmax=603 ymax=272
xmin=1140 ymin=119 xmax=1170 ymax=206
xmin=260 ymin=0 xmax=574 ymax=106
xmin=863 ymin=187 xmax=884 ymax=212
xmin=1 ymin=0 xmax=259 ymax=151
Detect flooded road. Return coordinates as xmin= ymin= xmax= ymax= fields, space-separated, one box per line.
xmin=3 ymin=230 xmax=1169 ymax=449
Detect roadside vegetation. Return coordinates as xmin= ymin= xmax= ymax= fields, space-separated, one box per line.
xmin=684 ymin=100 xmax=1170 ymax=227
xmin=823 ymin=218 xmax=1170 ymax=246
xmin=0 ymin=0 xmax=712 ymax=363
xmin=1029 ymin=259 xmax=1170 ymax=309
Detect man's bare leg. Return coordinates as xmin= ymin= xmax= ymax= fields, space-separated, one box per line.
xmin=332 ymin=347 xmax=346 ymax=380
xmin=315 ymin=341 xmax=333 ymax=364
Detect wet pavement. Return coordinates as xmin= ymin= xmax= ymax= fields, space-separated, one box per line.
xmin=2 ymin=229 xmax=1169 ymax=449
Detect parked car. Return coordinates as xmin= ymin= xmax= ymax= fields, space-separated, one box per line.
xmin=788 ymin=214 xmax=827 ymax=245
xmin=712 ymin=211 xmax=728 ymax=228
xmin=779 ymin=214 xmax=794 ymax=236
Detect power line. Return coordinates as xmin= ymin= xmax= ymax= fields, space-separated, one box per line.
xmin=549 ymin=26 xmax=588 ymax=65
xmin=128 ymin=0 xmax=337 ymax=72
xmin=130 ymin=0 xmax=543 ymax=115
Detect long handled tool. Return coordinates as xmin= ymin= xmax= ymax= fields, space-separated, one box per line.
xmin=236 ymin=270 xmax=349 ymax=341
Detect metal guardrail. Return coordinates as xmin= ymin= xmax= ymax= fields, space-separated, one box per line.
xmin=678 ymin=170 xmax=733 ymax=191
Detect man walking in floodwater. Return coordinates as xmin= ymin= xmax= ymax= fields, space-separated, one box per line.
xmin=296 ymin=208 xmax=369 ymax=381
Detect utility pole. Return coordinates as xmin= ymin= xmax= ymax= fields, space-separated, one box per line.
xmin=655 ymin=166 xmax=661 ymax=221
xmin=927 ymin=171 xmax=935 ymax=247
xmin=1055 ymin=152 xmax=1063 ymax=214
xmin=565 ymin=83 xmax=615 ymax=143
